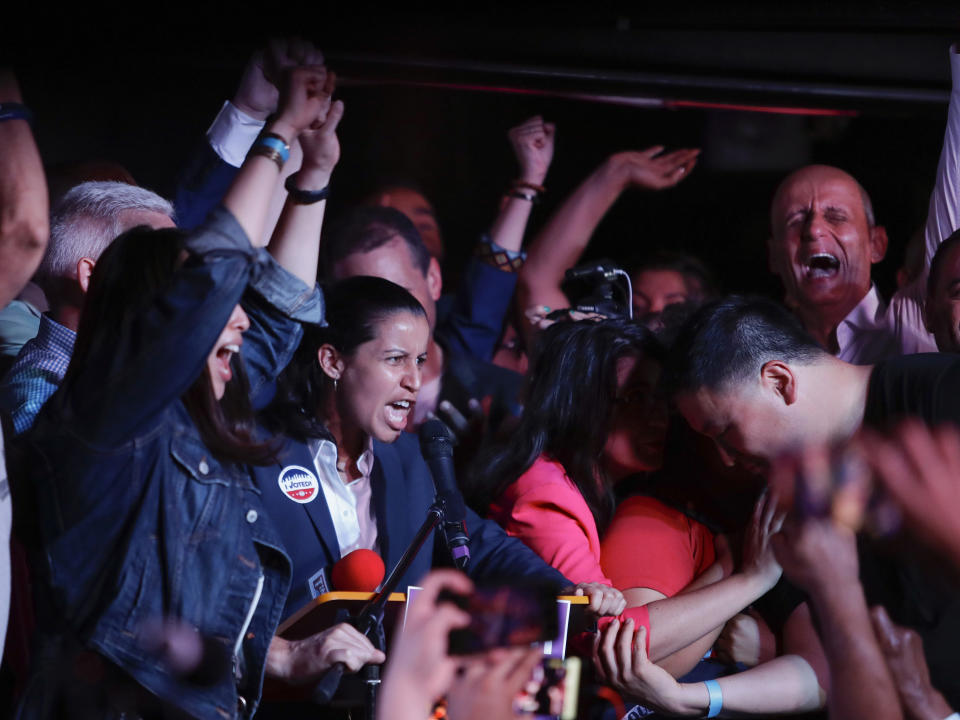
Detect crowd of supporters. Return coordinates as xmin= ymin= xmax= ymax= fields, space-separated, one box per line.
xmin=1 ymin=37 xmax=960 ymax=720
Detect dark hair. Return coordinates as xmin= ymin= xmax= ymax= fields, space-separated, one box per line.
xmin=627 ymin=250 xmax=718 ymax=300
xmin=264 ymin=276 xmax=427 ymax=441
xmin=320 ymin=206 xmax=431 ymax=280
xmin=466 ymin=317 xmax=663 ymax=533
xmin=67 ymin=225 xmax=275 ymax=466
xmin=927 ymin=228 xmax=960 ymax=297
xmin=664 ymin=295 xmax=825 ymax=396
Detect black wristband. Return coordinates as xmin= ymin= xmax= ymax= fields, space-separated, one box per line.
xmin=0 ymin=102 xmax=33 ymax=125
xmin=285 ymin=172 xmax=330 ymax=204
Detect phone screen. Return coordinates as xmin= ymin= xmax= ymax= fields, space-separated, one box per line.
xmin=441 ymin=583 xmax=558 ymax=655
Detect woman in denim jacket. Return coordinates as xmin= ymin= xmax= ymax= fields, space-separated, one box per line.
xmin=13 ymin=67 xmax=381 ymax=719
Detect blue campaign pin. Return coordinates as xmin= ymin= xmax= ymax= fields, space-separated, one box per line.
xmin=278 ymin=465 xmax=320 ymax=504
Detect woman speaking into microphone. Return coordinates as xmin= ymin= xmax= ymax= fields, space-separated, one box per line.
xmin=256 ymin=276 xmax=595 ymax=624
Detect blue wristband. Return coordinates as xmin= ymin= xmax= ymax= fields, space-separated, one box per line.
xmin=704 ymin=679 xmax=723 ymax=718
xmin=257 ymin=135 xmax=290 ymax=164
xmin=0 ymin=102 xmax=33 ymax=124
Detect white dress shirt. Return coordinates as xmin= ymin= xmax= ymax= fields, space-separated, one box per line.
xmin=309 ymin=437 xmax=379 ymax=557
xmin=205 ymin=100 xmax=265 ymax=168
xmin=837 ymin=45 xmax=960 ymax=365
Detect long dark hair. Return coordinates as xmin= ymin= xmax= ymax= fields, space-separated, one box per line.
xmin=264 ymin=275 xmax=427 ymax=441
xmin=466 ymin=317 xmax=663 ymax=533
xmin=66 ymin=225 xmax=275 ymax=465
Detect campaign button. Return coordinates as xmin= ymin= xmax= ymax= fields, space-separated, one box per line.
xmin=278 ymin=465 xmax=320 ymax=504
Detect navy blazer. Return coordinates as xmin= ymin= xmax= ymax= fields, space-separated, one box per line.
xmin=253 ymin=432 xmax=568 ymax=621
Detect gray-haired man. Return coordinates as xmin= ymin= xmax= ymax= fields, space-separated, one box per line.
xmin=0 ymin=181 xmax=174 ymax=434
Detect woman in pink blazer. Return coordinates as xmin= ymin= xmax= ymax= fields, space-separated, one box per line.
xmin=467 ymin=317 xmax=780 ymax=683
xmin=469 ymin=317 xmax=669 ymax=586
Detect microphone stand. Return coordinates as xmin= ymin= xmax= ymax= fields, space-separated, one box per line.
xmin=313 ymin=497 xmax=452 ymax=719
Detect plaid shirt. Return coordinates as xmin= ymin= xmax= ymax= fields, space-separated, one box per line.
xmin=0 ymin=315 xmax=75 ymax=435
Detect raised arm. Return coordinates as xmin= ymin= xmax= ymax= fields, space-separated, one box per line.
xmin=769 ymin=447 xmax=903 ymax=720
xmin=772 ymin=517 xmax=902 ymax=720
xmin=175 ymin=40 xmax=323 ymax=231
xmin=904 ymin=44 xmax=960 ymax=305
xmin=487 ymin=115 xmax=555 ymax=253
xmin=516 ymin=147 xmax=697 ymax=341
xmin=266 ymin=71 xmax=342 ymax=285
xmin=922 ymin=47 xmax=960 ymax=272
xmin=438 ymin=116 xmax=555 ymax=361
xmin=66 ymin=67 xmax=328 ymax=445
xmin=221 ymin=65 xmax=330 ymax=247
xmin=0 ymin=69 xmax=48 ymax=309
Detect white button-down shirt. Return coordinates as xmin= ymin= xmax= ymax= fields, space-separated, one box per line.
xmin=206 ymin=101 xmax=265 ymax=168
xmin=836 ymin=284 xmax=937 ymax=365
xmin=309 ymin=437 xmax=378 ymax=557
xmin=836 ymin=45 xmax=960 ymax=365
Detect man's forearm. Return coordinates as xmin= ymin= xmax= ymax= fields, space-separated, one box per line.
xmin=520 ymin=159 xmax=624 ymax=296
xmin=810 ymin=580 xmax=903 ymax=720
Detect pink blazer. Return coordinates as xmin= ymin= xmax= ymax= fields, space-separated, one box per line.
xmin=489 ymin=456 xmax=612 ymax=586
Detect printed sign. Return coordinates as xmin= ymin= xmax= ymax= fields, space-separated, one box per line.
xmin=278 ymin=465 xmax=320 ymax=504
xmin=308 ymin=566 xmax=330 ymax=598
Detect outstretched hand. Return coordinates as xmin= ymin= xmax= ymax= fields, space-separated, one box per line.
xmin=509 ymin=115 xmax=556 ymax=186
xmin=233 ymin=38 xmax=324 ymax=121
xmin=605 ymin=146 xmax=700 ymax=192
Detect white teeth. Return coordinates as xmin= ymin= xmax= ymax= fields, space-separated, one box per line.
xmin=803 ymin=253 xmax=840 ymax=278
xmin=391 ymin=400 xmax=411 ymax=409
xmin=805 ymin=253 xmax=840 ymax=267
xmin=223 ymin=344 xmax=240 ymax=354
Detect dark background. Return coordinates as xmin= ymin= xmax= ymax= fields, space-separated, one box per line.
xmin=7 ymin=2 xmax=960 ymax=300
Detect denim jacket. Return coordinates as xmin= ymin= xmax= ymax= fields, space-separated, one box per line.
xmin=14 ymin=207 xmax=323 ymax=719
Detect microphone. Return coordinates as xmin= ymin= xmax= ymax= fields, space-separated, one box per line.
xmin=419 ymin=418 xmax=471 ymax=569
xmin=331 ymin=549 xmax=386 ymax=592
xmin=312 ymin=550 xmax=387 ymax=704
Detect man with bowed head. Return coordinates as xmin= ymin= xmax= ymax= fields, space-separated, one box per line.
xmin=663 ymin=295 xmax=960 ymax=713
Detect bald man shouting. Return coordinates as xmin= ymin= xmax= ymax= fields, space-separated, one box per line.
xmin=767 ymin=46 xmax=960 ymax=364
